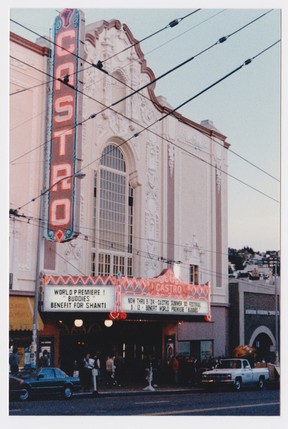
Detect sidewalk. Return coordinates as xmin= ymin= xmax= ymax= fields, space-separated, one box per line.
xmin=75 ymin=383 xmax=205 ymax=397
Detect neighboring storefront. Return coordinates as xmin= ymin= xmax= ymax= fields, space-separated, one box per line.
xmin=229 ymin=279 xmax=280 ymax=363
xmin=9 ymin=294 xmax=44 ymax=367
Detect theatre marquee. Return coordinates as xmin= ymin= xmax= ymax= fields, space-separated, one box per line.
xmin=42 ymin=269 xmax=211 ymax=318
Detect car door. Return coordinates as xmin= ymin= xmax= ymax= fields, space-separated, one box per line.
xmin=242 ymin=360 xmax=253 ymax=383
xmin=54 ymin=368 xmax=68 ymax=391
xmin=36 ymin=368 xmax=58 ymax=395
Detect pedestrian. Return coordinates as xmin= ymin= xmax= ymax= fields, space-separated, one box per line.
xmin=171 ymin=356 xmax=179 ymax=385
xmin=114 ymin=354 xmax=125 ymax=386
xmin=191 ymin=357 xmax=197 ymax=384
xmin=93 ymin=353 xmax=101 ymax=381
xmin=39 ymin=349 xmax=49 ymax=367
xmin=81 ymin=353 xmax=92 ymax=391
xmin=9 ymin=347 xmax=19 ymax=374
xmin=105 ymin=354 xmax=115 ymax=386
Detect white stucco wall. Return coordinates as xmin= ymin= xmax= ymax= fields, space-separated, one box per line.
xmin=10 ymin=18 xmax=229 ymax=310
xmin=10 ymin=34 xmax=49 ymax=292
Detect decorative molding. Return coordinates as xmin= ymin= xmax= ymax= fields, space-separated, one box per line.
xmin=63 ymin=241 xmax=83 ymax=274
xmin=184 ymin=234 xmax=205 ymax=263
xmin=168 ymin=144 xmax=175 ymax=177
xmin=10 ymin=32 xmax=50 ymax=56
xmin=144 ymin=137 xmax=160 ymax=276
xmin=216 ymin=167 xmax=221 ymax=192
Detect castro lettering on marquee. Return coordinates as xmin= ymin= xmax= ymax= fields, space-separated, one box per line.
xmin=46 ymin=9 xmax=84 ymax=242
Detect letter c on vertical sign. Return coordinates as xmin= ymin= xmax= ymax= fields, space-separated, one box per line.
xmin=56 ymin=29 xmax=76 ymax=57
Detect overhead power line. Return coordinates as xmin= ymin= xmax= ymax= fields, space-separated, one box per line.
xmin=100 ymin=9 xmax=201 ymax=64
xmin=78 ymin=41 xmax=281 ymax=203
xmin=10 ymin=32 xmax=280 ymax=182
xmin=10 ymin=9 xmax=221 ymax=98
xmin=10 ymin=9 xmax=274 ymax=149
xmin=10 ymin=9 xmax=273 ymax=108
xmin=10 ymin=213 xmax=279 ymax=284
xmin=10 ymin=9 xmax=201 ymax=96
xmin=12 ymin=38 xmax=280 ymax=211
xmin=102 ymin=10 xmax=273 ymax=109
xmin=10 ymin=11 xmax=280 ymax=203
xmin=159 ymin=40 xmax=280 ymax=122
xmin=10 ymin=9 xmax=201 ymax=87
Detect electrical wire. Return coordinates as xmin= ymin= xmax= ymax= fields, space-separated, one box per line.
xmin=159 ymin=41 xmax=280 ymax=121
xmin=9 ymin=52 xmax=280 ymax=182
xmin=12 ymin=38 xmax=280 ymax=212
xmin=10 ymin=214 xmax=279 ymax=285
xmin=100 ymin=9 xmax=202 ymax=64
xmin=10 ymin=198 xmax=231 ymax=259
xmin=10 ymin=10 xmax=276 ymax=168
xmin=105 ymin=10 xmax=274 ymax=109
xmin=10 ymin=9 xmax=201 ymax=93
xmin=9 ymin=9 xmax=220 ymax=98
xmin=133 ymin=10 xmax=226 ymax=62
xmin=78 ymin=42 xmax=281 ymax=204
xmin=10 ymin=13 xmax=280 ymax=205
xmin=10 ymin=109 xmax=47 ymax=133
xmin=10 ymin=9 xmax=273 ymax=116
xmin=10 ymin=81 xmax=48 ymax=96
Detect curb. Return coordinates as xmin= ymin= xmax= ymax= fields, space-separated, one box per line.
xmin=75 ymin=386 xmax=205 ymax=398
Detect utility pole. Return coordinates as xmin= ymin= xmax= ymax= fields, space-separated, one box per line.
xmin=31 ymin=172 xmax=85 ymax=368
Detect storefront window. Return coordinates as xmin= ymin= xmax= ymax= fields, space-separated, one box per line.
xmin=178 ymin=341 xmax=190 ymax=357
xmin=181 ymin=340 xmax=214 ymax=362
xmin=200 ymin=340 xmax=213 ymax=362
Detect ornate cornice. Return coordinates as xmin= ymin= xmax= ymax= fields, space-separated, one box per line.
xmin=10 ymin=32 xmax=50 ymax=56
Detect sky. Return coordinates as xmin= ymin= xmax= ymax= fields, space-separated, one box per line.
xmin=5 ymin=0 xmax=286 ymax=253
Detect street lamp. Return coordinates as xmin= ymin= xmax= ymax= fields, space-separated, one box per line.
xmin=31 ymin=172 xmax=85 ymax=368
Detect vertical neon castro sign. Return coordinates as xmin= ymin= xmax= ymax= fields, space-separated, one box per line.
xmin=46 ymin=9 xmax=85 ymax=242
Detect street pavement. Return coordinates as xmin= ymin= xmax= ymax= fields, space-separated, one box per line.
xmin=74 ymin=381 xmax=279 ymax=397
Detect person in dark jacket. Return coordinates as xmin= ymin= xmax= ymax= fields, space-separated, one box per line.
xmin=9 ymin=347 xmax=19 ymax=374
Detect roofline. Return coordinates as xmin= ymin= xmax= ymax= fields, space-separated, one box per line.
xmin=11 ymin=22 xmax=230 ymax=146
xmin=85 ymin=19 xmax=229 ymax=146
xmin=10 ymin=31 xmax=50 ymax=57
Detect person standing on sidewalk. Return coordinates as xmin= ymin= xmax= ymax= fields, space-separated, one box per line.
xmin=9 ymin=347 xmax=19 ymax=374
xmin=171 ymin=356 xmax=179 ymax=385
xmin=81 ymin=353 xmax=92 ymax=391
xmin=105 ymin=354 xmax=115 ymax=386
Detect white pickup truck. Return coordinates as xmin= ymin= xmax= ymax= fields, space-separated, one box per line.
xmin=201 ymin=358 xmax=269 ymax=391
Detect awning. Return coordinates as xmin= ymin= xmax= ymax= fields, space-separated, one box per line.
xmin=9 ymin=296 xmax=44 ymax=331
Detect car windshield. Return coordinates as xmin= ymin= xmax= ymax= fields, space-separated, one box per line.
xmin=217 ymin=360 xmax=242 ymax=369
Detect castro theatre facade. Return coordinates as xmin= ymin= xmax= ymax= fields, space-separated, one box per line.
xmin=9 ymin=9 xmax=229 ymax=375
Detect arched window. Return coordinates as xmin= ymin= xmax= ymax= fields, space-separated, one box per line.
xmin=91 ymin=145 xmax=133 ymax=277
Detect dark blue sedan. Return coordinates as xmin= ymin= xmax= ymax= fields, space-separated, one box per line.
xmin=9 ymin=367 xmax=82 ymax=401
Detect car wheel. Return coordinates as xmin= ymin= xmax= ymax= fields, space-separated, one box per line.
xmin=19 ymin=387 xmax=30 ymax=401
xmin=234 ymin=378 xmax=242 ymax=391
xmin=63 ymin=385 xmax=73 ymax=399
xmin=258 ymin=376 xmax=265 ymax=390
